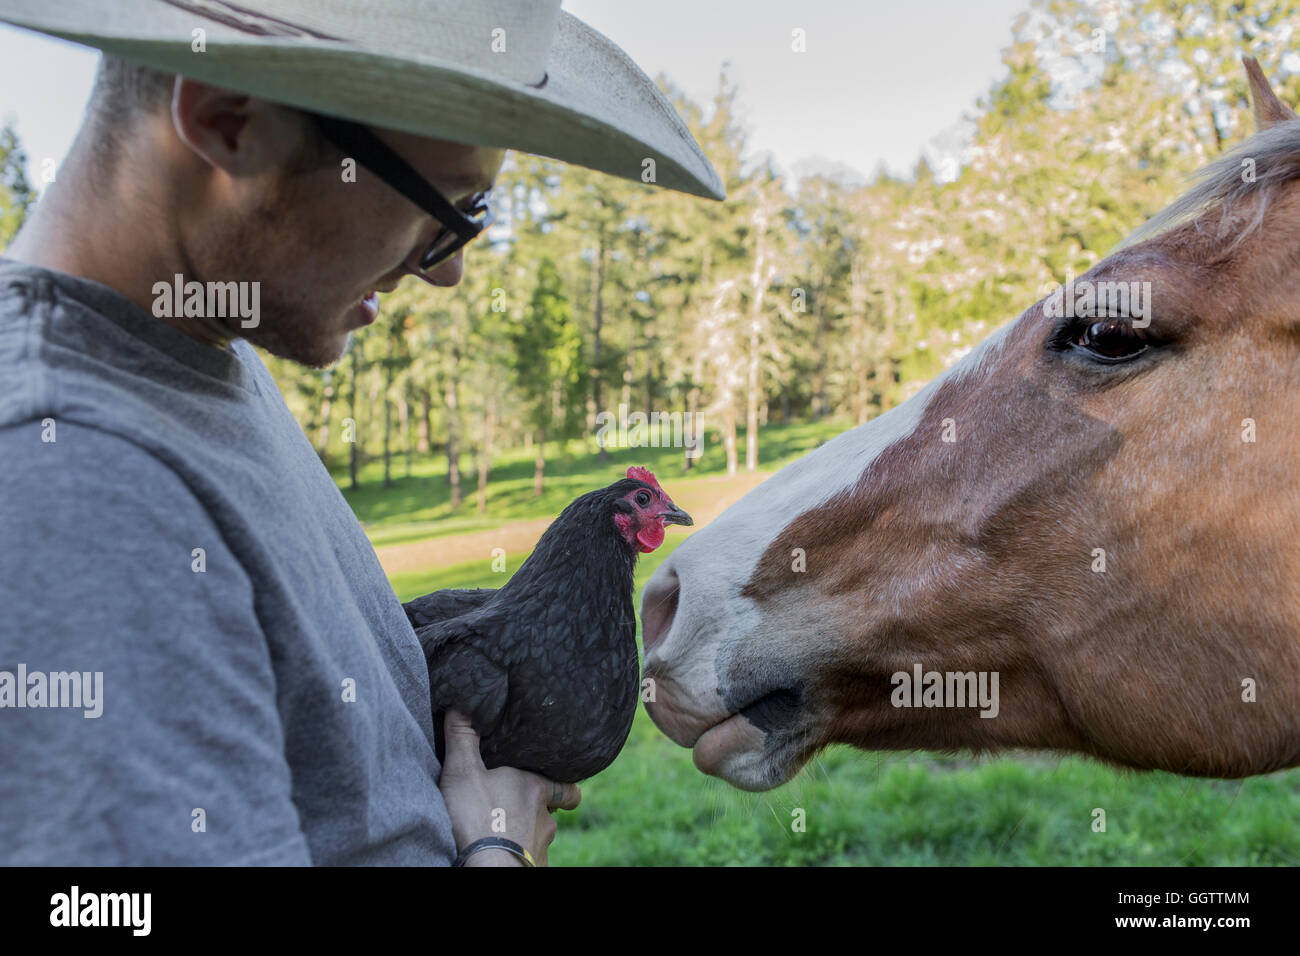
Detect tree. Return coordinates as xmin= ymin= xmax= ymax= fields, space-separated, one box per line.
xmin=511 ymin=257 xmax=587 ymax=495
xmin=0 ymin=122 xmax=35 ymax=250
xmin=254 ymin=0 xmax=1300 ymax=508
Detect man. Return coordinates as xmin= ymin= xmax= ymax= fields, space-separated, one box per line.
xmin=0 ymin=0 xmax=722 ymax=866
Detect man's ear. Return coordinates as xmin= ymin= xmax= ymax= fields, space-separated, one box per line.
xmin=170 ymin=77 xmax=283 ymax=175
xmin=1243 ymin=56 xmax=1299 ymax=131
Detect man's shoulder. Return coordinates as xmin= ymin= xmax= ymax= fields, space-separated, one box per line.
xmin=0 ymin=258 xmax=265 ymax=449
xmin=0 ymin=419 xmax=226 ymax=559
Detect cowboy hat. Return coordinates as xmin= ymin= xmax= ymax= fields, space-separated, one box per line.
xmin=0 ymin=0 xmax=725 ymax=200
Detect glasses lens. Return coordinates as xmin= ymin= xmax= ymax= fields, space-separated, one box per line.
xmin=420 ymin=230 xmax=469 ymax=271
xmin=418 ymin=198 xmax=494 ymax=271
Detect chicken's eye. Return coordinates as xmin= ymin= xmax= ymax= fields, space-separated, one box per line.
xmin=635 ymin=490 xmax=651 ymax=507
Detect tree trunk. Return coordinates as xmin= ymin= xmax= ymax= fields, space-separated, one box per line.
xmin=397 ymin=387 xmax=411 ymax=478
xmin=533 ymin=428 xmax=545 ymax=497
xmin=584 ymin=396 xmax=597 ymax=455
xmin=745 ymin=318 xmax=760 ymax=472
xmin=417 ymin=388 xmax=431 ymax=454
xmin=684 ymin=384 xmax=700 ymax=472
xmin=592 ymin=220 xmax=609 ymax=463
xmin=850 ymin=258 xmax=869 ymax=425
xmin=477 ymin=392 xmax=496 ymax=514
xmin=315 ymin=374 xmax=334 ymax=465
xmin=745 ymin=196 xmax=775 ymax=472
xmin=685 ymin=245 xmax=712 ymax=475
xmin=348 ymin=344 xmax=361 ymax=492
xmin=382 ymin=360 xmax=394 ymax=489
xmin=444 ymin=373 xmax=462 ymax=510
xmin=723 ymin=405 xmax=737 ymax=477
xmin=877 ymin=288 xmax=898 ymax=414
xmin=364 ymin=375 xmax=380 ymax=450
xmin=621 ymin=299 xmax=635 ymax=413
xmin=811 ymin=269 xmax=827 ymax=421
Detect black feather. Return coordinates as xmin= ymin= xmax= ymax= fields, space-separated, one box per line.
xmin=407 ymin=477 xmax=664 ymax=782
xmin=404 ymin=588 xmax=495 ymax=631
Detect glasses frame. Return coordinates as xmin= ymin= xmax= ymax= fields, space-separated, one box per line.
xmin=310 ymin=113 xmax=496 ymax=274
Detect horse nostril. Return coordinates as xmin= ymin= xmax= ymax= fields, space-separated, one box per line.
xmin=641 ymin=566 xmax=680 ymax=653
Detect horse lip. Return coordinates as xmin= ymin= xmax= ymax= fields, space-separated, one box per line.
xmin=734 ymin=687 xmax=802 ymax=732
xmin=695 ymin=687 xmax=802 ymax=741
xmin=690 ymin=695 xmax=814 ymax=790
xmin=642 ymin=668 xmax=727 ymax=747
xmin=643 ymin=664 xmax=799 ymax=748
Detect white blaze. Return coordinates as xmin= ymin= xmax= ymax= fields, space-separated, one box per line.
xmin=643 ymin=319 xmax=1016 ymax=676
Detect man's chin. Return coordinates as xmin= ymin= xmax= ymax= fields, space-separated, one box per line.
xmin=243 ymin=325 xmax=353 ymax=370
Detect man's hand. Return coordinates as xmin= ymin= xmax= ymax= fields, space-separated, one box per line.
xmin=438 ymin=709 xmax=581 ymax=866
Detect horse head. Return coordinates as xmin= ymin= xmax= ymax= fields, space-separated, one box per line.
xmin=641 ymin=58 xmax=1300 ymax=791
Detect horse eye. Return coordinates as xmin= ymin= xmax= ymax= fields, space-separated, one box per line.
xmin=636 ymin=491 xmax=651 ymax=506
xmin=1077 ymin=319 xmax=1148 ymax=361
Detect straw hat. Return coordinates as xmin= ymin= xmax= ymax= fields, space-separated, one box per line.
xmin=0 ymin=0 xmax=725 ymax=200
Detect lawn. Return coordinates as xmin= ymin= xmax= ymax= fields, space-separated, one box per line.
xmin=393 ymin=537 xmax=1300 ymax=867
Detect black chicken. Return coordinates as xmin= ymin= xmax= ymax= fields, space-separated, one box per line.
xmin=404 ymin=466 xmax=692 ymax=783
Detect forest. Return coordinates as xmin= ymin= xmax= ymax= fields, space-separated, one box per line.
xmin=3 ymin=0 xmax=1297 ymax=511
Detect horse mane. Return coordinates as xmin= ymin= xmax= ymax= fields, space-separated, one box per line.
xmin=1115 ymin=118 xmax=1300 ymax=252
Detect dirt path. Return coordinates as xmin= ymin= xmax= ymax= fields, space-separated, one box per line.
xmin=375 ymin=471 xmax=770 ymax=575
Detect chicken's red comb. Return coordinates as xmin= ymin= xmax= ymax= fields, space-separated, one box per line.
xmin=626 ymin=466 xmax=665 ymax=497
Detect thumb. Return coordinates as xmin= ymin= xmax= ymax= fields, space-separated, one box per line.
xmin=442 ymin=708 xmax=486 ymax=773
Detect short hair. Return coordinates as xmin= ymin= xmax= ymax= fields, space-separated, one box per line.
xmin=86 ymin=54 xmax=174 ymax=160
xmin=86 ymin=53 xmax=333 ymax=174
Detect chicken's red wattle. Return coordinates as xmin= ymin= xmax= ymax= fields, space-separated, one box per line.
xmin=636 ymin=521 xmax=665 ymax=553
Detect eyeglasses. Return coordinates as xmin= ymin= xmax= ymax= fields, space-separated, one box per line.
xmin=310 ymin=113 xmax=496 ymax=276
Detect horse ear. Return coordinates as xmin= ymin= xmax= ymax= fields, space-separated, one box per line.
xmin=1243 ymin=56 xmax=1298 ymax=131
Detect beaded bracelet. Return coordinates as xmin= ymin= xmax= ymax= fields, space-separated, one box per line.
xmin=452 ymin=836 xmax=536 ymax=867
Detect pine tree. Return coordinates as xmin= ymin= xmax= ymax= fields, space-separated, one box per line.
xmin=511 ymin=257 xmax=587 ymax=495
xmin=0 ymin=122 xmax=36 ymax=250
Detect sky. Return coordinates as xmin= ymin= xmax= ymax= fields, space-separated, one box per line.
xmin=0 ymin=0 xmax=1031 ymax=190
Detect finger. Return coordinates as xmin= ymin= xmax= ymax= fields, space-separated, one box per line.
xmin=441 ymin=709 xmax=486 ymax=773
xmin=546 ymin=781 xmax=582 ymax=812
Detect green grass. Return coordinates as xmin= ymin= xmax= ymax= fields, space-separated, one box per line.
xmin=395 ymin=540 xmax=1300 ymax=866
xmin=336 ymin=420 xmax=849 ymax=547
xmin=545 ymin=739 xmax=1300 ymax=866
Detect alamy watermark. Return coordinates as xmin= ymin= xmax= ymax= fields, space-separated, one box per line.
xmin=890 ymin=664 xmax=999 ymax=718
xmin=151 ymin=273 xmax=261 ymax=328
xmin=0 ymin=664 xmax=103 ymax=718
xmin=50 ymin=886 xmax=150 ymax=936
xmin=594 ymin=404 xmax=703 ymax=458
xmin=1043 ymin=268 xmax=1151 ymax=328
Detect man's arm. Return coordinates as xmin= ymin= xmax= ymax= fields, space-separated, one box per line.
xmin=0 ymin=421 xmax=312 ymax=864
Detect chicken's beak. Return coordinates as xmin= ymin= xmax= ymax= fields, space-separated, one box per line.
xmin=661 ymin=504 xmax=693 ymax=527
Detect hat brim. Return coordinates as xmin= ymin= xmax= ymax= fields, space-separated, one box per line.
xmin=0 ymin=3 xmax=725 ymax=200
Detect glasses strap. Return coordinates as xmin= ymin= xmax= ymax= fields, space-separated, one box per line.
xmin=311 ymin=113 xmax=480 ymax=241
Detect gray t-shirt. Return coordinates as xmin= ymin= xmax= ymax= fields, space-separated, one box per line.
xmin=0 ymin=259 xmax=455 ymax=865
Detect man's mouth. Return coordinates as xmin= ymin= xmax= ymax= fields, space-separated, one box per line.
xmin=353 ymin=278 xmax=404 ymax=326
xmin=355 ymin=291 xmax=380 ymax=325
